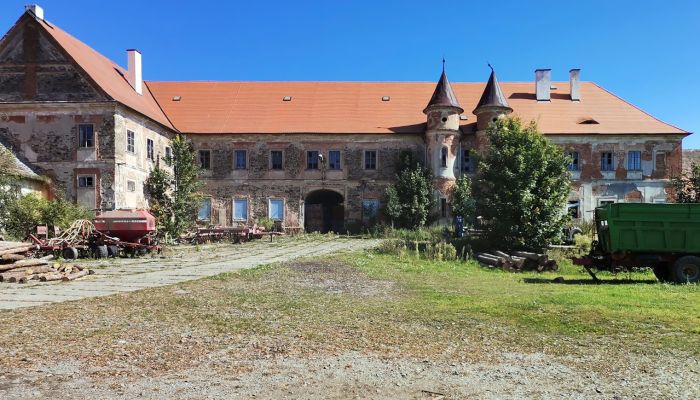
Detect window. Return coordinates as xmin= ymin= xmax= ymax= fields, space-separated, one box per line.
xmin=271 ymin=150 xmax=283 ymax=170
xmin=600 ymin=152 xmax=614 ymax=171
xmin=627 ymin=151 xmax=642 ymax=171
xmin=235 ymin=150 xmax=247 ymax=170
xmin=78 ymin=124 xmax=94 ymax=148
xmin=461 ymin=149 xmax=473 ymax=173
xmin=198 ymin=198 xmax=211 ymax=221
xmin=307 ymin=151 xmax=319 ymax=170
xmin=199 ymin=150 xmax=211 ymax=170
xmin=146 ymin=139 xmax=154 ymax=161
xmin=567 ymin=151 xmax=580 ymax=171
xmin=233 ymin=198 xmax=248 ymax=221
xmin=269 ymin=199 xmax=284 ymax=221
xmin=362 ymin=199 xmax=379 ymax=223
xmin=599 ymin=199 xmax=616 ymax=207
xmin=440 ymin=146 xmax=448 ymax=168
xmin=165 ymin=146 xmax=172 ymax=165
xmin=127 ymin=180 xmax=136 ymax=192
xmin=568 ymin=200 xmax=580 ymax=219
xmin=364 ymin=150 xmax=377 ymax=170
xmin=441 ymin=198 xmax=448 ymax=218
xmin=329 ymin=150 xmax=341 ymax=170
xmin=77 ymin=175 xmax=94 ymax=188
xmin=126 ymin=130 xmax=135 ymax=153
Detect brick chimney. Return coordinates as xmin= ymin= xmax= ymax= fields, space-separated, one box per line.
xmin=535 ymin=69 xmax=551 ymax=102
xmin=569 ymin=69 xmax=581 ymax=101
xmin=126 ymin=49 xmax=142 ymax=95
xmin=25 ymin=4 xmax=44 ymax=20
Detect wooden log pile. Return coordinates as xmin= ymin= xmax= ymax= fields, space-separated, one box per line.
xmin=0 ymin=240 xmax=94 ymax=284
xmin=475 ymin=250 xmax=559 ymax=272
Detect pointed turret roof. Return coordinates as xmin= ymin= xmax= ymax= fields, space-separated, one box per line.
xmin=423 ymin=65 xmax=463 ymax=114
xmin=473 ymin=65 xmax=512 ymax=115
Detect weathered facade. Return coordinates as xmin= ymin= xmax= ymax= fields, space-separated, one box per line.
xmin=0 ymin=6 xmax=689 ymax=232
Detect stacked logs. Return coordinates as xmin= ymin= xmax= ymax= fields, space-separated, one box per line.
xmin=0 ymin=241 xmax=93 ymax=283
xmin=475 ymin=250 xmax=558 ymax=272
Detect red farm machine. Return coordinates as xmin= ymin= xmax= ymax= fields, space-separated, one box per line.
xmin=30 ymin=209 xmax=160 ymax=260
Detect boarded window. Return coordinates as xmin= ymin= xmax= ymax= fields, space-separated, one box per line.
xmin=198 ymin=198 xmax=211 ymax=221
xmin=126 ymin=130 xmax=135 ymax=153
xmin=199 ymin=150 xmax=211 ymax=170
xmin=127 ymin=180 xmax=136 ymax=192
xmin=307 ymin=151 xmax=319 ymax=170
xmin=655 ymin=152 xmax=666 ymax=171
xmin=233 ymin=198 xmax=248 ymax=221
xmin=364 ymin=150 xmax=377 ymax=170
xmin=567 ymin=151 xmax=580 ymax=171
xmin=235 ymin=150 xmax=247 ymax=169
xmin=78 ymin=124 xmax=94 ymax=148
xmin=600 ymin=152 xmax=614 ymax=171
xmin=329 ymin=150 xmax=341 ymax=170
xmin=627 ymin=151 xmax=641 ymax=171
xmin=269 ymin=199 xmax=284 ymax=221
xmin=271 ymin=150 xmax=283 ymax=170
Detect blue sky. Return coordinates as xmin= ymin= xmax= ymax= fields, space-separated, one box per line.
xmin=3 ymin=1 xmax=699 ymax=147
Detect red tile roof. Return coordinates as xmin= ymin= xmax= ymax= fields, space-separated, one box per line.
xmin=147 ymin=80 xmax=688 ymax=135
xmin=35 ymin=17 xmax=174 ymax=129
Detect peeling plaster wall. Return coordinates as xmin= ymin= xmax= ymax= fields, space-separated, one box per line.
xmin=188 ymin=133 xmax=423 ymax=231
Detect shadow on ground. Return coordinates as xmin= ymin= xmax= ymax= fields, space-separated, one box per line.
xmin=523 ymin=277 xmax=658 ymax=285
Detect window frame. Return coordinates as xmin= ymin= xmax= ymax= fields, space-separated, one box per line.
xmin=600 ymin=152 xmax=614 ymax=172
xmin=126 ymin=130 xmax=136 ymax=153
xmin=234 ymin=149 xmax=247 ymax=170
xmin=567 ymin=151 xmax=580 ymax=171
xmin=328 ymin=150 xmax=341 ymax=170
xmin=461 ymin=149 xmax=472 ymax=173
xmin=146 ymin=138 xmax=155 ymax=161
xmin=307 ymin=150 xmax=320 ymax=170
xmin=268 ymin=198 xmax=285 ymax=221
xmin=77 ymin=175 xmax=94 ymax=188
xmin=364 ymin=150 xmax=377 ymax=170
xmin=627 ymin=150 xmax=642 ymax=171
xmin=233 ymin=198 xmax=249 ymax=221
xmin=270 ymin=150 xmax=284 ymax=170
xmin=164 ymin=146 xmax=172 ymax=165
xmin=440 ymin=146 xmax=448 ymax=168
xmin=361 ymin=198 xmax=380 ymax=223
xmin=197 ymin=198 xmax=212 ymax=221
xmin=440 ymin=198 xmax=448 ymax=218
xmin=127 ymin=180 xmax=136 ymax=192
xmin=78 ymin=124 xmax=95 ymax=148
xmin=199 ymin=150 xmax=211 ymax=170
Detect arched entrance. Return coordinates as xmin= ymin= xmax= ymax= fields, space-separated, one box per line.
xmin=305 ymin=190 xmax=344 ymax=233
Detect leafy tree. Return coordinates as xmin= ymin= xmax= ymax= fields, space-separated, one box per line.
xmin=1 ymin=194 xmax=92 ymax=240
xmin=451 ymin=175 xmax=475 ymax=224
xmin=385 ymin=151 xmax=436 ymax=229
xmin=146 ymin=134 xmax=203 ymax=238
xmin=671 ymin=162 xmax=700 ymax=203
xmin=473 ymin=116 xmax=571 ymax=251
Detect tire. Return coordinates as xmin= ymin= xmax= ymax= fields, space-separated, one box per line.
xmin=107 ymin=245 xmax=120 ymax=258
xmin=93 ymin=245 xmax=108 ymax=259
xmin=137 ymin=248 xmax=148 ymax=257
xmin=652 ymin=265 xmax=670 ymax=282
xmin=671 ymin=256 xmax=700 ymax=283
xmin=62 ymin=247 xmax=79 ymax=260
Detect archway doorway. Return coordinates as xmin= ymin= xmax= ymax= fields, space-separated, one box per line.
xmin=305 ymin=190 xmax=344 ymax=233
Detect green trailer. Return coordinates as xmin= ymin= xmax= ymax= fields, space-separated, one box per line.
xmin=575 ymin=203 xmax=700 ymax=283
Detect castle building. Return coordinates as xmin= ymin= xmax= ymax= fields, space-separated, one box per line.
xmin=0 ymin=6 xmax=688 ymax=231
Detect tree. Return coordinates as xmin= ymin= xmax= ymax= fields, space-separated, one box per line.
xmin=146 ymin=134 xmax=203 ymax=238
xmin=671 ymin=163 xmax=700 ymax=203
xmin=473 ymin=116 xmax=571 ymax=251
xmin=451 ymin=175 xmax=475 ymax=224
xmin=385 ymin=151 xmax=436 ymax=229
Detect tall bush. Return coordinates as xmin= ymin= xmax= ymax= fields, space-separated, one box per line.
xmin=385 ymin=151 xmax=436 ymax=229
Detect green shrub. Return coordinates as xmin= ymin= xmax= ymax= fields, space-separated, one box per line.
xmin=574 ymin=233 xmax=593 ymax=253
xmin=1 ymin=194 xmax=92 ymax=240
xmin=257 ymin=217 xmax=275 ymax=231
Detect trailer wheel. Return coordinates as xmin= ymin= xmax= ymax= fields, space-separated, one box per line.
xmin=672 ymin=256 xmax=700 ymax=283
xmin=62 ymin=247 xmax=79 ymax=260
xmin=93 ymin=245 xmax=108 ymax=259
xmin=107 ymin=245 xmax=120 ymax=258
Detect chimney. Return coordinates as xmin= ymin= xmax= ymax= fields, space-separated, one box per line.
xmin=535 ymin=69 xmax=551 ymax=102
xmin=25 ymin=4 xmax=44 ymax=20
xmin=126 ymin=49 xmax=143 ymax=95
xmin=569 ymin=68 xmax=581 ymax=101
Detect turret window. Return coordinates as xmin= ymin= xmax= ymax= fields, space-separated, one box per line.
xmin=440 ymin=146 xmax=448 ymax=168
xmin=461 ymin=149 xmax=473 ymax=173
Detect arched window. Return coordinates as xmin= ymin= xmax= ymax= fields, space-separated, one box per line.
xmin=440 ymin=146 xmax=448 ymax=168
